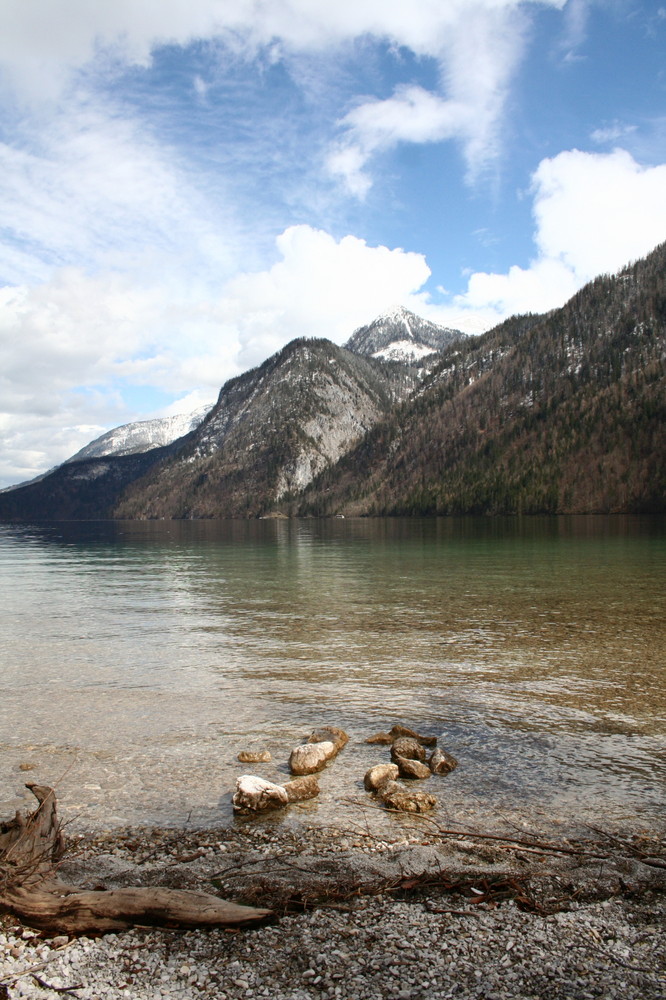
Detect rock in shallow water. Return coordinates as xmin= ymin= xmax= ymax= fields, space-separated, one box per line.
xmin=307 ymin=726 xmax=349 ymax=752
xmin=283 ymin=775 xmax=320 ymax=802
xmin=391 ymin=737 xmax=426 ymax=763
xmin=366 ymin=724 xmax=437 ymax=747
xmin=363 ymin=763 xmax=400 ymax=791
xmin=289 ymin=740 xmax=337 ymax=775
xmin=379 ymin=780 xmax=437 ymax=813
xmin=232 ymin=775 xmax=289 ymax=813
xmin=237 ymin=750 xmax=272 ymax=763
xmin=429 ymin=747 xmax=458 ymax=775
xmin=395 ymin=756 xmax=432 ymax=780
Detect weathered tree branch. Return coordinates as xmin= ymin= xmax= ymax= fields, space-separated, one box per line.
xmin=0 ymin=785 xmax=271 ymax=935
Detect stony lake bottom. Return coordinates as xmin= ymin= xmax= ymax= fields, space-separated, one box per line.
xmin=0 ymin=515 xmax=664 ymax=839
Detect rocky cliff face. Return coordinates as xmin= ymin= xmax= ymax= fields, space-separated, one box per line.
xmin=113 ymin=338 xmax=414 ymax=518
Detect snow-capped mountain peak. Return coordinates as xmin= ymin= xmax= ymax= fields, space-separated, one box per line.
xmin=344 ymin=306 xmax=463 ymax=364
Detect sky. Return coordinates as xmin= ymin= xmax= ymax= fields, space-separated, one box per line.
xmin=0 ymin=0 xmax=665 ymax=488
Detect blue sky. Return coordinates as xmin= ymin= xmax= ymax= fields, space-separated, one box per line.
xmin=0 ymin=0 xmax=665 ymax=487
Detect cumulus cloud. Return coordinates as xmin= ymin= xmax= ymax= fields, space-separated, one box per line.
xmin=446 ymin=147 xmax=666 ymax=324
xmin=217 ymin=225 xmax=432 ymax=368
xmin=2 ymin=2 xmax=660 ymax=489
xmin=531 ymin=148 xmax=666 ymax=278
xmin=0 ymin=226 xmax=432 ymax=486
xmin=0 ymin=263 xmax=240 ymax=485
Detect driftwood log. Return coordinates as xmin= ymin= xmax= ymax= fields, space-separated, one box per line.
xmin=0 ymin=784 xmax=271 ymax=935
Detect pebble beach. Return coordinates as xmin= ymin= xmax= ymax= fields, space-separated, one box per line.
xmin=1 ymin=815 xmax=665 ymax=1000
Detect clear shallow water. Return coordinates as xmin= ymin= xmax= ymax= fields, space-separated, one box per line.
xmin=0 ymin=516 xmax=664 ymax=835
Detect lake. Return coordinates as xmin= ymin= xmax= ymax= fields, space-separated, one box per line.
xmin=0 ymin=516 xmax=664 ymax=837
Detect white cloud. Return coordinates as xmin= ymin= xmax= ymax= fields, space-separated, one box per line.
xmin=0 ymin=225 xmax=433 ymax=486
xmin=557 ymin=0 xmax=591 ymax=61
xmin=327 ymin=86 xmax=471 ymax=195
xmin=0 ymin=264 xmax=239 ymax=485
xmin=457 ymin=257 xmax=580 ymax=318
xmin=0 ymin=0 xmax=564 ymax=198
xmin=5 ymin=1 xmax=659 ymax=489
xmin=531 ymin=148 xmax=666 ymax=278
xmin=445 ymin=147 xmax=666 ymax=325
xmin=590 ymin=122 xmax=637 ymax=145
xmin=0 ymin=97 xmax=238 ymax=287
xmin=217 ymin=225 xmax=432 ymax=368
xmin=0 ymin=0 xmax=566 ymax=93
xmin=327 ymin=1 xmax=544 ymax=193
xmin=4 ymin=142 xmax=663 ymax=486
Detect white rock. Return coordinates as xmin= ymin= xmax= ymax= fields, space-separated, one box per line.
xmin=232 ymin=774 xmax=289 ymax=813
xmin=289 ymin=740 xmax=336 ymax=775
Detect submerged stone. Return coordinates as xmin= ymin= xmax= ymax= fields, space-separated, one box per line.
xmin=308 ymin=726 xmax=349 ymax=753
xmin=366 ymin=725 xmax=437 ymax=747
xmin=379 ymin=781 xmax=437 ymax=814
xmin=283 ymin=775 xmax=320 ymax=802
xmin=237 ymin=750 xmax=272 ymax=763
xmin=395 ymin=756 xmax=432 ymax=780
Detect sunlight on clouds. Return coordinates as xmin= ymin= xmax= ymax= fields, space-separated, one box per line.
xmin=1 ymin=0 xmax=659 ymax=488
xmin=459 ymin=257 xmax=579 ymax=317
xmin=450 ymin=147 xmax=666 ymax=323
xmin=218 ymin=225 xmax=432 ymax=368
xmin=0 ymin=226 xmax=433 ymax=485
xmin=0 ymin=266 xmax=224 ymax=485
xmin=532 ymin=148 xmax=666 ymax=279
xmin=0 ymin=271 xmax=162 ymax=398
xmin=340 ymin=87 xmax=469 ymax=149
xmin=327 ymin=1 xmax=535 ymax=193
xmin=0 ymin=0 xmax=567 ymax=94
xmin=590 ymin=122 xmax=638 ymax=145
xmin=328 ymin=87 xmax=470 ymax=196
xmin=3 ymin=141 xmax=663 ymax=483
xmin=159 ymin=390 xmax=216 ymax=419
xmin=325 ymin=145 xmax=373 ymax=200
xmin=1 ymin=0 xmax=564 ymax=199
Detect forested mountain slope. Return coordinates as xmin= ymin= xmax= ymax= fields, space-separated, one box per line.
xmin=0 ymin=245 xmax=663 ymax=521
xmin=0 ymin=441 xmax=187 ymax=521
xmin=295 ymin=243 xmax=666 ymax=516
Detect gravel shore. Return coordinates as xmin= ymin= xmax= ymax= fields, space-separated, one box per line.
xmin=1 ymin=818 xmax=664 ymax=1000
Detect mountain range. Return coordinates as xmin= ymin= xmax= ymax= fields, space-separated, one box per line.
xmin=0 ymin=252 xmax=664 ymax=521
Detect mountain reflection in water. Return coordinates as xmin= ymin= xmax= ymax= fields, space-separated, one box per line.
xmin=0 ymin=515 xmax=664 ymax=834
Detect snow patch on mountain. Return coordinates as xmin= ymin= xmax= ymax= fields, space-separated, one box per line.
xmin=345 ymin=306 xmax=463 ymax=364
xmin=65 ymin=405 xmax=213 ymax=463
xmin=372 ymin=339 xmax=436 ymax=363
